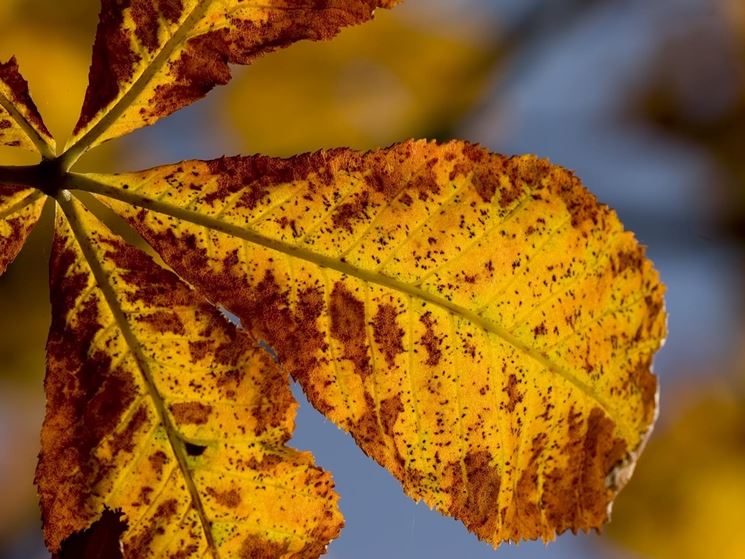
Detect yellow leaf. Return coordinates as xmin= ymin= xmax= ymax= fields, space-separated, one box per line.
xmin=63 ymin=0 xmax=400 ymax=165
xmin=0 ymin=185 xmax=44 ymax=276
xmin=0 ymin=57 xmax=55 ymax=157
xmin=37 ymin=197 xmax=343 ymax=557
xmin=74 ymin=139 xmax=667 ymax=545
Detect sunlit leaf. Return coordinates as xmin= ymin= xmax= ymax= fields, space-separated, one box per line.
xmin=0 ymin=57 xmax=54 ymax=156
xmin=77 ymin=139 xmax=667 ymax=545
xmin=0 ymin=185 xmax=44 ymax=276
xmin=65 ymin=0 xmax=400 ymax=162
xmin=36 ymin=198 xmax=343 ymax=557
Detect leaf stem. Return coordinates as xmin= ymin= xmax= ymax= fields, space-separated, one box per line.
xmin=0 ymin=160 xmax=67 ymax=196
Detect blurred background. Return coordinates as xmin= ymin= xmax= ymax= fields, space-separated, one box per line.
xmin=1 ymin=0 xmax=744 ymax=557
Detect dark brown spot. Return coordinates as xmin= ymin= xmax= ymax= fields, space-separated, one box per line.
xmin=170 ymin=402 xmax=212 ymax=425
xmin=533 ymin=322 xmax=548 ymax=337
xmin=137 ymin=310 xmax=185 ymax=335
xmin=448 ymin=451 xmax=501 ymax=539
xmin=148 ymin=451 xmax=168 ymax=476
xmin=329 ymin=282 xmax=371 ymax=378
xmin=207 ymin=487 xmax=242 ymax=508
xmin=614 ymin=247 xmax=645 ymax=274
xmin=504 ymin=374 xmax=523 ymax=414
xmin=372 ymin=304 xmax=404 ymax=368
xmin=332 ymin=191 xmax=370 ymax=232
xmin=379 ymin=394 xmax=404 ymax=438
xmin=188 ymin=340 xmax=210 ymax=361
xmin=419 ymin=312 xmax=443 ymax=367
xmin=239 ymin=534 xmax=289 ymax=559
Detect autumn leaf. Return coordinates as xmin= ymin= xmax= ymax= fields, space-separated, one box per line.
xmin=37 ymin=197 xmax=342 ymax=557
xmin=71 ymin=139 xmax=666 ymax=545
xmin=0 ymin=0 xmax=668 ymax=556
xmin=0 ymin=185 xmax=44 ymax=274
xmin=63 ymin=0 xmax=400 ymax=165
xmin=0 ymin=57 xmax=55 ymax=156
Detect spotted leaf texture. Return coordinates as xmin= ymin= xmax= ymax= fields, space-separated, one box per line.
xmin=77 ymin=139 xmax=667 ymax=545
xmin=65 ymin=0 xmax=400 ymax=161
xmin=0 ymin=57 xmax=55 ymax=156
xmin=0 ymin=185 xmax=44 ymax=276
xmin=36 ymin=198 xmax=343 ymax=558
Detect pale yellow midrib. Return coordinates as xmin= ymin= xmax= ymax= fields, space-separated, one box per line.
xmin=63 ymin=0 xmax=215 ymax=162
xmin=58 ymin=194 xmax=222 ymax=559
xmin=0 ymin=88 xmax=54 ymax=158
xmin=71 ymin=174 xmax=633 ymax=440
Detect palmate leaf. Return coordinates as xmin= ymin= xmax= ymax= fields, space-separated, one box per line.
xmin=37 ymin=198 xmax=342 ymax=557
xmin=0 ymin=0 xmax=668 ymax=556
xmin=71 ymin=139 xmax=667 ymax=545
xmin=63 ymin=0 xmax=400 ymax=165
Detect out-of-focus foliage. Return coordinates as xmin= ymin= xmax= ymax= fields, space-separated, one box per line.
xmin=607 ymin=377 xmax=745 ymax=559
xmin=634 ymin=0 xmax=745 ymax=236
xmin=224 ymin=9 xmax=496 ymax=156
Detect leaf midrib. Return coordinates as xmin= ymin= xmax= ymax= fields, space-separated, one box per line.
xmin=58 ymin=194 xmax=221 ymax=559
xmin=62 ymin=0 xmax=215 ymax=166
xmin=0 ymin=88 xmax=54 ymax=158
xmin=71 ymin=173 xmax=632 ymax=440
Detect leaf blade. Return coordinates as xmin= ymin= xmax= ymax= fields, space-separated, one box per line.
xmin=64 ymin=0 xmax=400 ymax=162
xmin=0 ymin=186 xmax=44 ymax=276
xmin=0 ymin=57 xmax=55 ymax=156
xmin=77 ymin=139 xmax=666 ymax=545
xmin=37 ymin=197 xmax=343 ymax=558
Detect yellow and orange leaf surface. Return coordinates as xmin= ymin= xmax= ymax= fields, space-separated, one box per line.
xmin=0 ymin=57 xmax=54 ymax=156
xmin=77 ymin=139 xmax=666 ymax=545
xmin=37 ymin=198 xmax=342 ymax=557
xmin=0 ymin=1 xmax=668 ymax=556
xmin=65 ymin=0 xmax=399 ymax=162
xmin=0 ymin=185 xmax=44 ymax=275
